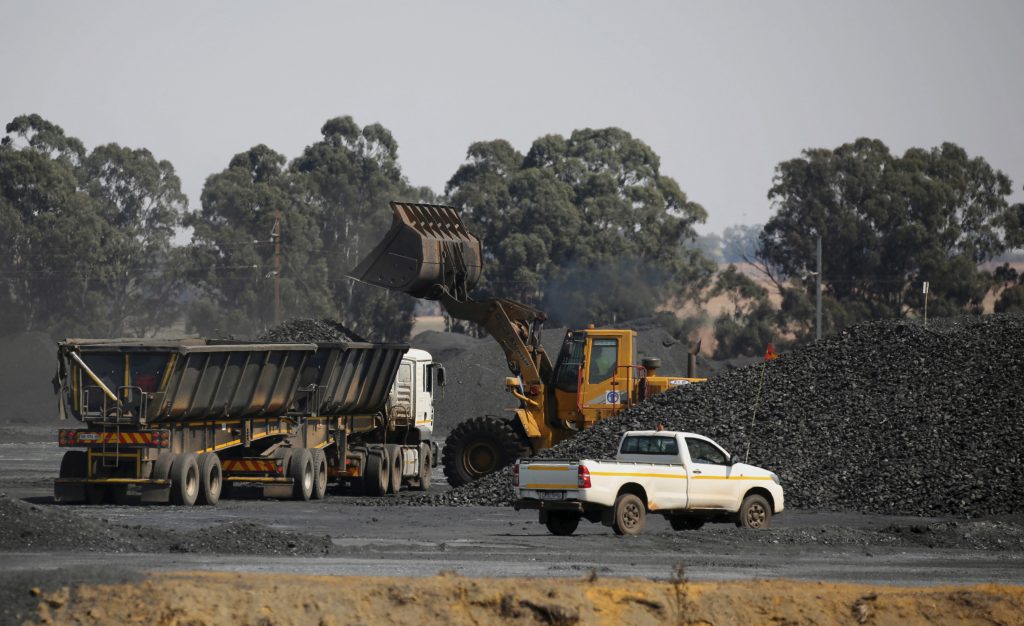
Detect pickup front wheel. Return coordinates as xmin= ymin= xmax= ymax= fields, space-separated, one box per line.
xmin=612 ymin=493 xmax=646 ymax=536
xmin=736 ymin=493 xmax=772 ymax=529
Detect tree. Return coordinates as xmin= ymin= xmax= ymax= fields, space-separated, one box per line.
xmin=446 ymin=128 xmax=714 ymax=329
xmin=761 ymin=138 xmax=1022 ymax=341
xmin=709 ymin=265 xmax=775 ymax=358
xmin=722 ymin=224 xmax=763 ymax=264
xmin=289 ymin=117 xmax=434 ymax=341
xmin=81 ymin=143 xmax=187 ymax=335
xmin=186 ymin=144 xmax=333 ymax=336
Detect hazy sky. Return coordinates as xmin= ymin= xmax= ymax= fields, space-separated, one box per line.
xmin=2 ymin=1 xmax=1022 ymax=234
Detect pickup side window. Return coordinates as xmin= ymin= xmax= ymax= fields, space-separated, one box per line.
xmin=620 ymin=435 xmax=679 ymax=456
xmin=685 ymin=438 xmax=728 ymax=465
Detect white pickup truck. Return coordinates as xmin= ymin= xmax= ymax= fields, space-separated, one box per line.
xmin=513 ymin=430 xmax=784 ymax=536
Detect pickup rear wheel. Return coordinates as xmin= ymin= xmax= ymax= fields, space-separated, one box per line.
xmin=442 ymin=416 xmax=529 ymax=487
xmin=544 ymin=511 xmax=580 ymax=536
xmin=611 ymin=493 xmax=646 ymax=536
xmin=736 ymin=493 xmax=772 ymax=529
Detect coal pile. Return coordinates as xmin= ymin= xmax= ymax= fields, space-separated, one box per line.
xmin=433 ymin=315 xmax=1024 ymax=517
xmin=0 ymin=497 xmax=335 ymax=555
xmin=258 ymin=318 xmax=364 ymax=343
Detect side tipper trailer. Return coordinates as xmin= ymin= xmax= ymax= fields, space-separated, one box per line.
xmin=54 ymin=338 xmax=442 ymax=505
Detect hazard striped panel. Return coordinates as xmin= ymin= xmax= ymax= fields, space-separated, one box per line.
xmin=58 ymin=429 xmax=169 ymax=448
xmin=222 ymin=459 xmax=281 ymax=474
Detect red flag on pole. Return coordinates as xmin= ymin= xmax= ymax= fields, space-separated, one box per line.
xmin=764 ymin=343 xmax=778 ymax=361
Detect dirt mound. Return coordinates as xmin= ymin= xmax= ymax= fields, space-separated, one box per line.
xmin=0 ymin=332 xmax=58 ymax=425
xmin=0 ymin=497 xmax=334 ymax=556
xmin=29 ymin=571 xmax=1024 ymax=626
xmin=432 ymin=315 xmax=1024 ymax=517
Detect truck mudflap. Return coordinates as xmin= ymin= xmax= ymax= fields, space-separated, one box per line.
xmin=349 ymin=202 xmax=483 ymax=301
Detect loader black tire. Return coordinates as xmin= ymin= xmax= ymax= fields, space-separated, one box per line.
xmin=363 ymin=447 xmax=389 ymax=497
xmin=386 ymin=444 xmax=402 ymax=495
xmin=289 ymin=448 xmax=314 ymax=501
xmin=170 ymin=452 xmax=200 ymax=506
xmin=198 ymin=453 xmax=222 ymax=506
xmin=311 ymin=448 xmax=328 ymax=500
xmin=442 ymin=416 xmax=530 ymax=488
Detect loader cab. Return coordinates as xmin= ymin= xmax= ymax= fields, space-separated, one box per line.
xmin=551 ymin=328 xmax=637 ymax=428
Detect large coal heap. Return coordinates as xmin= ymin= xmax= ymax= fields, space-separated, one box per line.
xmin=433 ymin=314 xmax=1024 ymax=516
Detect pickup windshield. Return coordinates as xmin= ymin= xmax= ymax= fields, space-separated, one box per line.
xmin=619 ymin=435 xmax=679 ymax=456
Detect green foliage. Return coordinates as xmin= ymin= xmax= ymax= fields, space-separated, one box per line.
xmin=709 ymin=265 xmax=775 ymax=358
xmin=721 ymin=224 xmax=763 ymax=264
xmin=446 ymin=128 xmax=714 ymax=329
xmin=0 ymin=115 xmax=185 ymax=337
xmin=761 ymin=138 xmax=1022 ymax=342
xmin=993 ymin=263 xmax=1024 ymax=313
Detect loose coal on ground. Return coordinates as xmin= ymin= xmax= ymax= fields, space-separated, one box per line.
xmin=0 ymin=497 xmax=334 ymax=556
xmin=400 ymin=315 xmax=1024 ymax=518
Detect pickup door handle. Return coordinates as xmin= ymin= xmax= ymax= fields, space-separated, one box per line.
xmin=692 ymin=469 xmax=702 ymax=475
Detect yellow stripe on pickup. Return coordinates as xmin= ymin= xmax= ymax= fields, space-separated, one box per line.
xmin=524 ymin=465 xmax=572 ymax=471
xmin=589 ymin=471 xmax=688 ymax=479
xmin=524 ymin=484 xmax=576 ymax=489
xmin=692 ymin=475 xmax=774 ymax=480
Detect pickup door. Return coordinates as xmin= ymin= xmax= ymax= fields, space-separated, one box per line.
xmin=683 ymin=435 xmax=739 ymax=509
xmin=610 ymin=434 xmax=689 ymax=511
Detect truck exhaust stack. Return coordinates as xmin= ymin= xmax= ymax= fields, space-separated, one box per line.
xmin=350 ymin=202 xmax=483 ymax=301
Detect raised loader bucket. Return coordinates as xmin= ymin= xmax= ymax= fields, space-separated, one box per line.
xmin=350 ymin=202 xmax=483 ymax=301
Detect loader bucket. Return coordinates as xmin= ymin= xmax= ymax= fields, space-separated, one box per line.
xmin=350 ymin=202 xmax=483 ymax=301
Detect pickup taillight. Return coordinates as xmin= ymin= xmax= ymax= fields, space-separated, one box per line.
xmin=512 ymin=462 xmax=520 ymax=487
xmin=578 ymin=465 xmax=591 ymax=489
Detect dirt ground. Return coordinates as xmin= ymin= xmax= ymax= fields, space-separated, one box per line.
xmin=27 ymin=571 xmax=1024 ymax=626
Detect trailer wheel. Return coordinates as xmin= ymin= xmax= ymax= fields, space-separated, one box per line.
xmin=198 ymin=453 xmax=222 ymax=506
xmin=363 ymin=447 xmax=389 ymax=496
xmin=386 ymin=444 xmax=402 ymax=495
xmin=55 ymin=451 xmax=87 ymax=503
xmin=170 ymin=453 xmax=200 ymax=506
xmin=545 ymin=511 xmax=580 ymax=536
xmin=611 ymin=493 xmax=646 ymax=536
xmin=736 ymin=493 xmax=771 ymax=529
xmin=290 ymin=449 xmax=314 ymax=501
xmin=442 ymin=416 xmax=529 ymax=487
xmin=311 ymin=448 xmax=328 ymax=500
xmin=413 ymin=443 xmax=432 ymax=491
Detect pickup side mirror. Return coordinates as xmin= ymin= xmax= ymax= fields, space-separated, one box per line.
xmin=729 ymin=454 xmax=741 ymax=466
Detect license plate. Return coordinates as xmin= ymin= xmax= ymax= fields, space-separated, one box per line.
xmin=77 ymin=433 xmax=99 ymax=441
xmin=539 ymin=491 xmax=564 ymax=501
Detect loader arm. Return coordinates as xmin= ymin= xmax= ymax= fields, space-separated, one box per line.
xmin=439 ymin=295 xmax=553 ymax=388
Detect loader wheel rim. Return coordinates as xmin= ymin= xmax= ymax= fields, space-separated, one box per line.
xmin=746 ymin=502 xmax=767 ymax=528
xmin=464 ymin=442 xmax=497 ymax=476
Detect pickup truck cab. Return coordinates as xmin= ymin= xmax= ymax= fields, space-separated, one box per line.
xmin=513 ymin=430 xmax=784 ymax=536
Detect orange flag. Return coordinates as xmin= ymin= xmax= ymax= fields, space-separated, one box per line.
xmin=764 ymin=343 xmax=778 ymax=361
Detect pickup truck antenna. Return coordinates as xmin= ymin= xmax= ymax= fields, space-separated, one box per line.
xmin=744 ymin=342 xmax=775 ymax=463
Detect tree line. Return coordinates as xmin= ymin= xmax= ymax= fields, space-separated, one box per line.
xmin=1 ymin=114 xmax=1022 ymax=353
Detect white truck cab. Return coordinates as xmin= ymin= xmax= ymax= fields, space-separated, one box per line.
xmin=514 ymin=430 xmax=784 ymax=536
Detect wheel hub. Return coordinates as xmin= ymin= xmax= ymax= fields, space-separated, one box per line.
xmin=464 ymin=442 xmax=497 ymax=476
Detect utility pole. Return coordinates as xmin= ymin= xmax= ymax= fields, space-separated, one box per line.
xmin=816 ymin=235 xmax=822 ymax=341
xmin=273 ymin=208 xmax=281 ymax=326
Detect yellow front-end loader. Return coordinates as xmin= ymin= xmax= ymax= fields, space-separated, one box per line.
xmin=352 ymin=202 xmax=703 ymax=487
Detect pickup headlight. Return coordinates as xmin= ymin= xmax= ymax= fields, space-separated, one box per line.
xmin=769 ymin=472 xmax=780 ymax=485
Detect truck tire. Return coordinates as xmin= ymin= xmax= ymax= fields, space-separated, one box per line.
xmin=363 ymin=447 xmax=389 ymax=496
xmin=413 ymin=443 xmax=432 ymax=491
xmin=311 ymin=448 xmax=328 ymax=500
xmin=386 ymin=444 xmax=402 ymax=495
xmin=442 ymin=416 xmax=529 ymax=488
xmin=736 ymin=493 xmax=771 ymax=529
xmin=669 ymin=517 xmax=705 ymax=531
xmin=198 ymin=453 xmax=222 ymax=506
xmin=290 ymin=448 xmax=314 ymax=501
xmin=55 ymin=451 xmax=87 ymax=503
xmin=545 ymin=511 xmax=580 ymax=536
xmin=170 ymin=452 xmax=200 ymax=506
xmin=611 ymin=493 xmax=646 ymax=536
